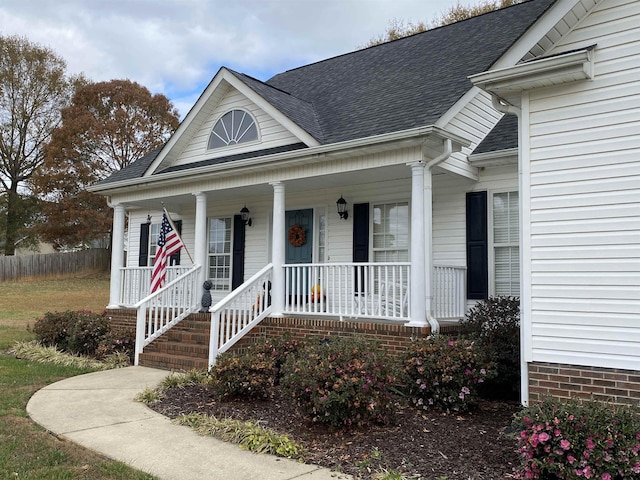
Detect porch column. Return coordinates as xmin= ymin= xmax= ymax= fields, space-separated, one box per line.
xmin=270 ymin=181 xmax=285 ymax=316
xmin=107 ymin=203 xmax=126 ymax=309
xmin=408 ymin=162 xmax=427 ymax=327
xmin=193 ymin=192 xmax=208 ymax=294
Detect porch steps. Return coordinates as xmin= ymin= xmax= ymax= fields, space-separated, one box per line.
xmin=138 ymin=314 xmax=211 ymax=371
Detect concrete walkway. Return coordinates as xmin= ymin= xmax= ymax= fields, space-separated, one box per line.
xmin=27 ymin=366 xmax=349 ymax=480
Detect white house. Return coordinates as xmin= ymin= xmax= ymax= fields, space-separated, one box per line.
xmin=90 ymin=0 xmax=640 ymax=406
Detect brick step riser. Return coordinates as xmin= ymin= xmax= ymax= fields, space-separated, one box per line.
xmin=143 ymin=344 xmax=209 ymax=356
xmin=139 ymin=356 xmax=208 ymax=371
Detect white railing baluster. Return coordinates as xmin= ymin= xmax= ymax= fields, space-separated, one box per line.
xmin=208 ymin=264 xmax=274 ymax=369
xmin=133 ymin=265 xmax=201 ymax=366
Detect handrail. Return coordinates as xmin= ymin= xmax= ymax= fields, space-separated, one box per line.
xmin=133 ymin=265 xmax=201 ymax=366
xmin=208 ymin=263 xmax=273 ymax=369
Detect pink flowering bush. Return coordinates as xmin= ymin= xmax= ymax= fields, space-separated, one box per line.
xmin=401 ymin=335 xmax=494 ymax=412
xmin=280 ymin=336 xmax=398 ymax=427
xmin=514 ymin=397 xmax=640 ymax=479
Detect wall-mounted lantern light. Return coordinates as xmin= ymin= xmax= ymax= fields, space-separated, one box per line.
xmin=336 ymin=195 xmax=348 ymax=220
xmin=240 ymin=205 xmax=253 ymax=226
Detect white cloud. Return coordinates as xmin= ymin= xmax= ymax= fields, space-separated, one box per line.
xmin=0 ymin=0 xmax=461 ymax=117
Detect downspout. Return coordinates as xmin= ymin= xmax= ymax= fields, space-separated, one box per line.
xmin=423 ymin=138 xmax=453 ymax=333
xmin=491 ymin=93 xmax=529 ymax=407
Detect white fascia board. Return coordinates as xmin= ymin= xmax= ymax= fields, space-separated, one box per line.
xmin=88 ymin=125 xmax=470 ymax=194
xmin=468 ymin=148 xmax=518 ymax=167
xmin=142 ymin=68 xmax=231 ymax=178
xmin=223 ymin=72 xmax=321 ymax=148
xmin=469 ymin=46 xmax=596 ymax=97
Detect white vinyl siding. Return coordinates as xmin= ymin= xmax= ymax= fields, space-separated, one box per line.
xmin=492 ymin=191 xmax=519 ymax=296
xmin=208 ymin=218 xmax=232 ymax=291
xmin=524 ymin=0 xmax=640 ymax=370
xmin=172 ymin=88 xmax=300 ymax=168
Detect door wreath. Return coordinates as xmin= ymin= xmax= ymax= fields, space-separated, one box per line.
xmin=288 ymin=224 xmax=306 ymax=247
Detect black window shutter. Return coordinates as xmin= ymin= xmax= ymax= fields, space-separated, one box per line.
xmin=231 ymin=215 xmax=245 ymax=290
xmin=466 ymin=191 xmax=488 ymax=300
xmin=139 ymin=223 xmax=150 ymax=266
xmin=352 ymin=203 xmax=369 ymax=293
xmin=168 ymin=220 xmax=182 ymax=266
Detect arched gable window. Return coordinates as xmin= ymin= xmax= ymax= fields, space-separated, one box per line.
xmin=208 ymin=109 xmax=258 ymax=149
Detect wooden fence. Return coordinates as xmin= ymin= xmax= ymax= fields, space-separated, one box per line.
xmin=0 ymin=249 xmax=110 ymax=282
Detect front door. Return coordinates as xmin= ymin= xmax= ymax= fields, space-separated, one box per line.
xmin=285 ymin=209 xmax=313 ymax=264
xmin=285 ymin=209 xmax=313 ymax=303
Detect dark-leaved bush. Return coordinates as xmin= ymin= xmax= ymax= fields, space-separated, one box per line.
xmin=210 ymin=349 xmax=277 ymax=399
xmin=95 ymin=327 xmax=136 ymax=360
xmin=459 ymin=296 xmax=520 ymax=400
xmin=513 ymin=397 xmax=640 ymax=479
xmin=401 ymin=335 xmax=494 ymax=412
xmin=280 ymin=336 xmax=398 ymax=427
xmin=33 ymin=310 xmax=109 ymax=356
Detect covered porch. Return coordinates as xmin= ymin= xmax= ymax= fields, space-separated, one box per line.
xmin=104 ymin=133 xmax=474 ymax=366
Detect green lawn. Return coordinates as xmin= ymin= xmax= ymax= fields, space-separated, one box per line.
xmin=0 ymin=273 xmax=157 ymax=480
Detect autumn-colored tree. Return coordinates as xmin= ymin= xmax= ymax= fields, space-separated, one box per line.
xmin=363 ymin=0 xmax=522 ymax=47
xmin=0 ymin=35 xmax=74 ymax=255
xmin=33 ymin=79 xmax=180 ymax=249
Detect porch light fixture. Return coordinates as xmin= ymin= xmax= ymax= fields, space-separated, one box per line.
xmin=240 ymin=205 xmax=253 ymax=226
xmin=336 ymin=195 xmax=348 ymax=220
xmin=146 ymin=214 xmax=152 ymax=224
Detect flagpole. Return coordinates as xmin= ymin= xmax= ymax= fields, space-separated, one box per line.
xmin=162 ymin=206 xmax=195 ymax=265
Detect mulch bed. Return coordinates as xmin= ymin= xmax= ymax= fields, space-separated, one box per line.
xmin=151 ymin=384 xmax=522 ymax=479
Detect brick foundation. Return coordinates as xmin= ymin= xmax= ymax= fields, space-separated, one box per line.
xmin=105 ymin=308 xmax=137 ymax=332
xmin=237 ymin=316 xmax=459 ymax=356
xmin=528 ymin=362 xmax=640 ymax=406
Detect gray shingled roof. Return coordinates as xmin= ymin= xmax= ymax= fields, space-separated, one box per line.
xmin=473 ymin=115 xmax=519 ymax=154
xmin=264 ymin=0 xmax=556 ymax=144
xmin=98 ymin=0 xmax=556 ymax=186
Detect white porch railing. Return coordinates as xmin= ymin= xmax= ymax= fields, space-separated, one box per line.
xmin=120 ymin=266 xmax=192 ymax=306
xmin=284 ymin=263 xmax=412 ymax=321
xmin=133 ymin=265 xmax=201 ymax=366
xmin=283 ymin=263 xmax=467 ymax=322
xmin=208 ymin=263 xmax=273 ymax=369
xmin=432 ymin=265 xmax=467 ymax=319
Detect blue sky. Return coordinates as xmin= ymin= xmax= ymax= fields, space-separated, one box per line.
xmin=0 ymin=0 xmax=463 ymax=117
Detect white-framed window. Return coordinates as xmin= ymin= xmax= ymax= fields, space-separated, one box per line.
xmin=208 ymin=217 xmax=233 ymax=291
xmin=315 ymin=208 xmax=327 ymax=263
xmin=148 ymin=223 xmax=160 ymax=265
xmin=372 ymin=202 xmax=409 ymax=262
xmin=491 ymin=191 xmax=519 ymax=296
xmin=208 ymin=109 xmax=258 ymax=150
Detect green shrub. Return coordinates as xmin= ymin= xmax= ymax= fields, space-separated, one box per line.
xmin=459 ymin=296 xmax=520 ymax=400
xmin=210 ymin=349 xmax=277 ymax=399
xmin=95 ymin=327 xmax=135 ymax=360
xmin=281 ymin=336 xmax=398 ymax=427
xmin=249 ymin=333 xmax=305 ymax=383
xmin=33 ymin=310 xmax=80 ymax=351
xmin=401 ymin=335 xmax=494 ymax=412
xmin=33 ymin=310 xmax=129 ymax=361
xmin=65 ymin=312 xmax=110 ymax=356
xmin=513 ymin=397 xmax=640 ymax=479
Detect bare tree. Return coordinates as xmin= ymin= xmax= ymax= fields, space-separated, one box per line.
xmin=362 ymin=0 xmax=522 ymax=48
xmin=0 ymin=35 xmax=73 ymax=255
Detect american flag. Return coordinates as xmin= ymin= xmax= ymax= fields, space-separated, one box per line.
xmin=150 ymin=212 xmax=184 ymax=293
